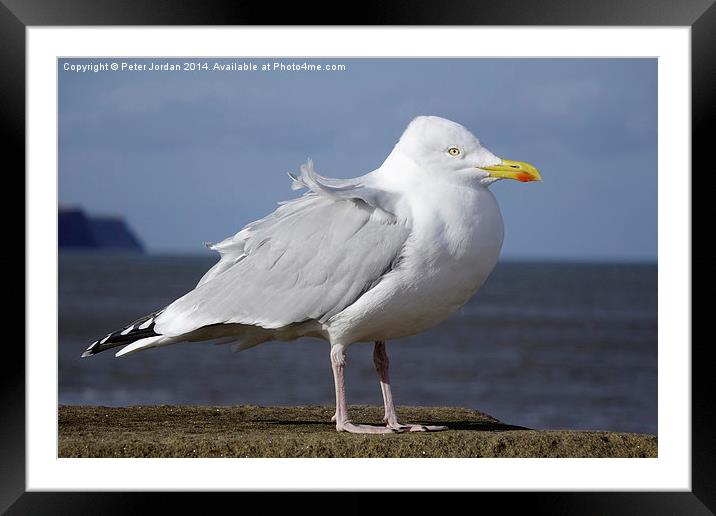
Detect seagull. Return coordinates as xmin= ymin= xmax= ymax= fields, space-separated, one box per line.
xmin=82 ymin=116 xmax=541 ymax=434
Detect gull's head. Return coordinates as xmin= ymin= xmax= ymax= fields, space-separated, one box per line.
xmin=394 ymin=116 xmax=541 ymax=186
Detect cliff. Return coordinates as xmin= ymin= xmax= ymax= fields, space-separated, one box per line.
xmin=59 ymin=207 xmax=144 ymax=252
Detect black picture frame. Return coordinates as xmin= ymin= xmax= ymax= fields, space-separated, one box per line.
xmin=6 ymin=0 xmax=708 ymax=512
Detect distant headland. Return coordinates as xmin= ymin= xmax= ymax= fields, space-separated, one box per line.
xmin=59 ymin=206 xmax=144 ymax=252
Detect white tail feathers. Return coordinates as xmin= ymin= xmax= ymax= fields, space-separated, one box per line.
xmin=115 ymin=336 xmax=166 ymax=357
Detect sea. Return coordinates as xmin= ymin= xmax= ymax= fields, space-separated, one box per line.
xmin=58 ymin=253 xmax=657 ymax=435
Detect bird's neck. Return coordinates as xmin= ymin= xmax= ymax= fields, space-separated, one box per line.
xmin=375 ymin=151 xmax=490 ymax=205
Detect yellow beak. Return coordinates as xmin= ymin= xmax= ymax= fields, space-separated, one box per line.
xmin=482 ymin=159 xmax=542 ymax=183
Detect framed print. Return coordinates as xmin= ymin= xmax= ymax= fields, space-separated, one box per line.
xmin=7 ymin=0 xmax=709 ymax=512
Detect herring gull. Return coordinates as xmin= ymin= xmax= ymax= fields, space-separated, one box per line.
xmin=82 ymin=115 xmax=541 ymax=434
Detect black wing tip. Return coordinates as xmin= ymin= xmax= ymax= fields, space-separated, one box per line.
xmin=81 ymin=341 xmax=99 ymax=358
xmin=84 ymin=310 xmax=164 ymax=358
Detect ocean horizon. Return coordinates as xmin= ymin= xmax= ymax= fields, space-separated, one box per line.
xmin=58 ymin=253 xmax=657 ymax=434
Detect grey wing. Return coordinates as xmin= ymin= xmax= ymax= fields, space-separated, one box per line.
xmin=154 ymin=185 xmax=409 ymax=337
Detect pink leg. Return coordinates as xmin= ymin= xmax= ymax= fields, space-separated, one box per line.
xmin=373 ymin=341 xmax=448 ymax=432
xmin=331 ymin=345 xmax=397 ymax=434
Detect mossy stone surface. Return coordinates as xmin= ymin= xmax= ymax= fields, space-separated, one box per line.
xmin=58 ymin=405 xmax=657 ymax=458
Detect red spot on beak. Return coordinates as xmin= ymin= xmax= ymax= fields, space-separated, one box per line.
xmin=516 ymin=172 xmax=533 ymax=182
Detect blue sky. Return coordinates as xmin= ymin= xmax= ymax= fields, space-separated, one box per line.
xmin=59 ymin=58 xmax=657 ymax=261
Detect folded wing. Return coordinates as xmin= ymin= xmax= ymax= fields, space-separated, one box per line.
xmin=155 ymin=166 xmax=409 ymax=337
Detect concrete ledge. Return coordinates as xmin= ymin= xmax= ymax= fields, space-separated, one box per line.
xmin=59 ymin=405 xmax=657 ymax=458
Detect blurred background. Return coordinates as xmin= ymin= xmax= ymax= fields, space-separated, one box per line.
xmin=58 ymin=58 xmax=657 ymax=434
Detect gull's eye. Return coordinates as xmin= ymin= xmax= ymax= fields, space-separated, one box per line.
xmin=447 ymin=146 xmax=461 ymax=157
